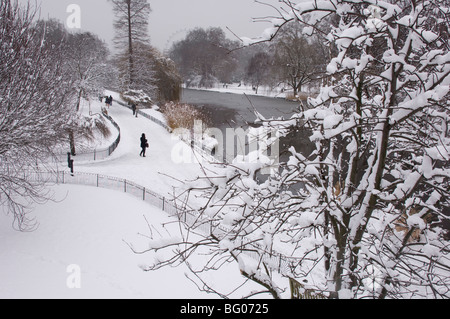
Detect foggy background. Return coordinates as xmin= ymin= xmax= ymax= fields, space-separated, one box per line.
xmin=22 ymin=0 xmax=279 ymax=52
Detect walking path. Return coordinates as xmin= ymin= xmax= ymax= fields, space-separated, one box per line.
xmin=70 ymin=94 xmax=207 ymax=200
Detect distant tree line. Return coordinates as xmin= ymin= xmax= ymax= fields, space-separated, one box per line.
xmin=169 ymin=23 xmax=330 ymax=97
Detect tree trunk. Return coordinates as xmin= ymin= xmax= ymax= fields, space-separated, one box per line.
xmin=75 ymin=89 xmax=83 ymax=112
xmin=69 ymin=130 xmax=76 ymax=156
xmin=127 ymin=0 xmax=134 ymax=87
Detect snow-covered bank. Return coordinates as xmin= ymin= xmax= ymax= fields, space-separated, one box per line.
xmin=52 ymin=98 xmax=120 ymax=156
xmin=184 ymin=83 xmax=318 ymax=101
xmin=0 ymin=185 xmax=256 ymax=299
xmin=186 ymin=83 xmax=287 ymax=99
xmin=0 ymin=87 xmax=276 ymax=299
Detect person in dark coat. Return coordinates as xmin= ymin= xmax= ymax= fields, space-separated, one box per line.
xmin=140 ymin=133 xmax=148 ymax=157
xmin=132 ymin=103 xmax=136 ymax=116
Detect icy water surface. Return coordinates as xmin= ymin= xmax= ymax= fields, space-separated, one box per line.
xmin=181 ymin=88 xmax=315 ymax=161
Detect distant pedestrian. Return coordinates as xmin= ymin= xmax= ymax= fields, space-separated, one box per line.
xmin=132 ymin=103 xmax=136 ymax=116
xmin=140 ymin=133 xmax=148 ymax=157
xmin=105 ymin=96 xmax=111 ymax=108
xmin=109 ymin=95 xmax=113 ymax=106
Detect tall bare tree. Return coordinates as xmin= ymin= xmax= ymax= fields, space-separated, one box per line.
xmin=114 ymin=40 xmax=157 ymax=100
xmin=110 ymin=0 xmax=152 ymax=90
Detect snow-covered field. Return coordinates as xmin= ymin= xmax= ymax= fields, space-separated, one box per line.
xmin=0 ymin=185 xmax=197 ymax=299
xmin=0 ymin=93 xmax=261 ymax=299
xmin=0 ymin=184 xmax=262 ymax=299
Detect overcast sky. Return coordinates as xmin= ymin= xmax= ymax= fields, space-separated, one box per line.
xmin=27 ymin=0 xmax=280 ymax=52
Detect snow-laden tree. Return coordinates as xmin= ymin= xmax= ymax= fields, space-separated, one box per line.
xmin=110 ymin=0 xmax=157 ymax=98
xmin=135 ymin=0 xmax=450 ymax=299
xmin=0 ymin=1 xmax=81 ymax=230
xmin=34 ymin=19 xmax=112 ymax=156
xmin=64 ymin=32 xmax=111 ymax=112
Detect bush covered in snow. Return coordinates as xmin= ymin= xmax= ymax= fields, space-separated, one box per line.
xmin=121 ymin=90 xmax=153 ymax=108
xmin=161 ymin=102 xmax=210 ymax=131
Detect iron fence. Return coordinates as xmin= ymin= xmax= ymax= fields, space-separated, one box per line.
xmin=29 ymin=170 xmax=175 ymax=218
xmin=116 ymin=100 xmax=172 ymax=133
xmin=32 ymin=170 xmax=299 ymax=273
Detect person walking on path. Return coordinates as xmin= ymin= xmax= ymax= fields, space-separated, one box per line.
xmin=140 ymin=133 xmax=148 ymax=157
xmin=105 ymin=96 xmax=111 ymax=109
xmin=132 ymin=103 xmax=136 ymax=116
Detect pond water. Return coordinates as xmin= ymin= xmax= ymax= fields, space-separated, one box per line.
xmin=180 ymin=88 xmax=315 ymax=163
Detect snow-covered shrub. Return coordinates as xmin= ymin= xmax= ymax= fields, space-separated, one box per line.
xmin=121 ymin=90 xmax=154 ymax=108
xmin=161 ymin=102 xmax=210 ymax=131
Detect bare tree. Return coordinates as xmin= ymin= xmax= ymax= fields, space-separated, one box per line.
xmin=245 ymin=51 xmax=273 ymax=94
xmin=114 ymin=41 xmax=157 ymax=100
xmin=134 ymin=0 xmax=450 ymax=299
xmin=272 ymin=22 xmax=328 ymax=96
xmin=169 ymin=27 xmax=238 ymax=88
xmin=110 ymin=0 xmax=152 ymax=90
xmin=65 ymin=32 xmax=110 ymax=112
xmin=0 ymin=0 xmax=80 ymax=230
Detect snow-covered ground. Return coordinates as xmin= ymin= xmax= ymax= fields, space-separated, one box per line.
xmin=184 ymin=83 xmax=287 ymax=99
xmin=53 ymin=98 xmax=120 ymax=155
xmin=0 ymin=184 xmax=259 ymax=299
xmin=0 ymin=93 xmax=263 ymax=299
xmin=185 ymin=82 xmax=318 ymax=100
xmin=198 ymin=83 xmax=288 ymax=98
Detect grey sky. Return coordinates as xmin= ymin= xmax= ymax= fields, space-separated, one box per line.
xmin=27 ymin=0 xmax=279 ymax=52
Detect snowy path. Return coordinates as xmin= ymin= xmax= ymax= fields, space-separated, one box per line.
xmin=73 ymin=96 xmax=207 ymax=199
